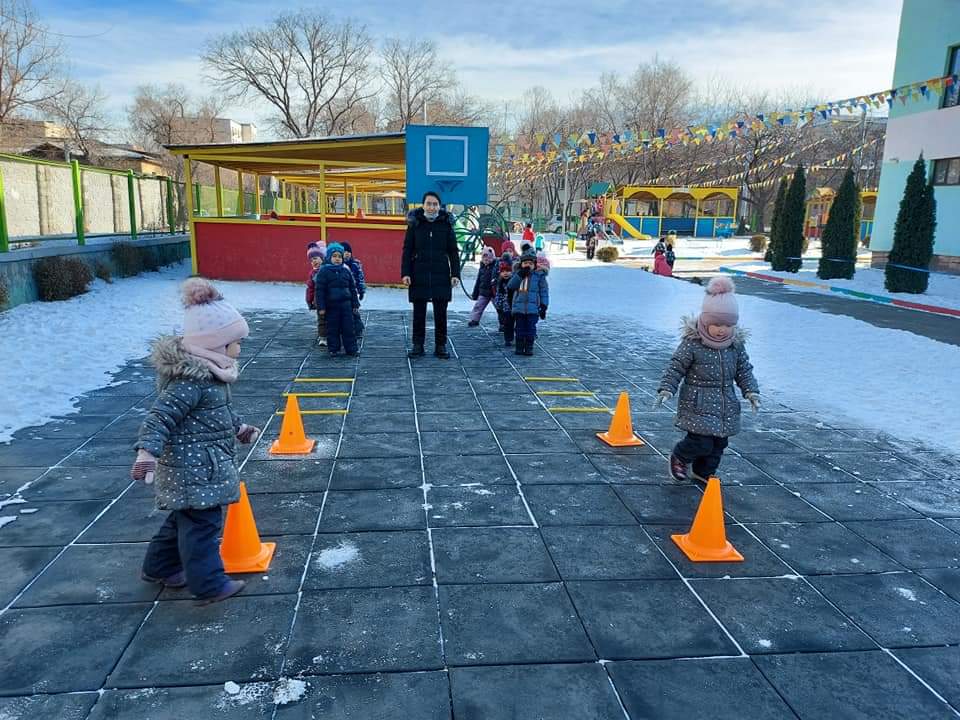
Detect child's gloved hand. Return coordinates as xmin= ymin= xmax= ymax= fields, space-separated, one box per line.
xmin=359 ymin=292 xmax=365 ymax=301
xmin=745 ymin=392 xmax=761 ymax=413
xmin=519 ymin=267 xmax=531 ymax=277
xmin=130 ymin=449 xmax=157 ymax=484
xmin=539 ymin=305 xmax=547 ymax=320
xmin=652 ymin=390 xmax=672 ymax=409
xmin=236 ymin=424 xmax=260 ymax=444
xmin=308 ymin=302 xmax=315 ymax=310
xmin=353 ymin=308 xmax=361 ymax=315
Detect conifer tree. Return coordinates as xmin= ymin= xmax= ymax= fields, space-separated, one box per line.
xmin=885 ymin=155 xmax=937 ymax=293
xmin=818 ymin=168 xmax=861 ymax=280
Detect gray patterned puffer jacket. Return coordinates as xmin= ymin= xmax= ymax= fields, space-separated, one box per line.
xmin=658 ymin=316 xmax=760 ymax=438
xmin=135 ymin=336 xmax=242 ymax=510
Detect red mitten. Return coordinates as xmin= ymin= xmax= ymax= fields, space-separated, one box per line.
xmin=236 ymin=424 xmax=260 ymax=444
xmin=130 ymin=449 xmax=157 ymax=484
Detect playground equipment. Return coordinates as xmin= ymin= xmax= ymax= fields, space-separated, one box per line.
xmin=805 ymin=188 xmax=877 ymax=243
xmin=613 ymin=186 xmax=739 ymax=238
xmin=453 ymin=204 xmax=509 ymax=273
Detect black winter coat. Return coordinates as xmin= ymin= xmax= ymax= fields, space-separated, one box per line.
xmin=472 ymin=261 xmax=497 ymax=299
xmin=314 ymin=263 xmax=360 ymax=311
xmin=401 ymin=208 xmax=461 ymax=302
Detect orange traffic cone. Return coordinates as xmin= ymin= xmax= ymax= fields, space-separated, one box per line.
xmin=672 ymin=477 xmax=743 ymax=562
xmin=270 ymin=395 xmax=316 ymax=455
xmin=596 ymin=392 xmax=645 ymax=447
xmin=220 ymin=482 xmax=276 ymax=573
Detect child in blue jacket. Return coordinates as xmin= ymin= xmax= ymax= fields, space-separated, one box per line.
xmin=314 ymin=243 xmax=360 ymax=355
xmin=507 ymin=249 xmax=549 ymax=356
xmin=341 ymin=241 xmax=365 ymax=339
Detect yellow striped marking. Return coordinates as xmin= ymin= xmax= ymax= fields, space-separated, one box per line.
xmin=283 ymin=391 xmax=350 ymax=398
xmin=524 ymin=376 xmax=579 ymax=382
xmin=276 ymin=409 xmax=349 ymax=415
xmin=537 ymin=391 xmax=596 ymax=397
xmin=548 ymin=407 xmax=612 ymax=414
xmin=293 ymin=377 xmax=355 ymax=383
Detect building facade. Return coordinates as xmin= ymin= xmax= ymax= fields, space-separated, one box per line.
xmin=872 ymin=0 xmax=960 ymax=273
xmin=170 ymin=117 xmax=257 ymax=144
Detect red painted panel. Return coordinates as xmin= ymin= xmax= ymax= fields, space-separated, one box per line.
xmin=194 ymin=222 xmax=406 ymax=284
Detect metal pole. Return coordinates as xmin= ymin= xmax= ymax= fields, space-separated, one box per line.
xmin=165 ymin=177 xmax=175 ymax=234
xmin=71 ymin=160 xmax=85 ymax=246
xmin=319 ymin=163 xmax=326 ymax=241
xmin=0 ymin=164 xmax=8 ymax=252
xmin=562 ymin=159 xmax=570 ymax=236
xmin=254 ymin=174 xmax=261 ymax=215
xmin=184 ymin=157 xmax=198 ymax=274
xmin=214 ymin=166 xmax=223 ymax=217
xmin=126 ymin=170 xmax=138 ymax=241
xmin=237 ymin=170 xmax=244 ymax=216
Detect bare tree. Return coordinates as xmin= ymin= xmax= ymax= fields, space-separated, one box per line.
xmin=203 ymin=11 xmax=375 ymax=138
xmin=381 ymin=37 xmax=451 ymax=128
xmin=0 ymin=0 xmax=63 ymax=129
xmin=40 ymin=79 xmax=107 ymax=158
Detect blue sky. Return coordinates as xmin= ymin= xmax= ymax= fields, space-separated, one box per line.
xmin=33 ymin=0 xmax=904 ymax=136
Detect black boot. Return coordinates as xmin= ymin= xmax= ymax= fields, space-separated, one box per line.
xmin=407 ymin=343 xmax=425 ymax=358
xmin=434 ymin=344 xmax=450 ymax=359
xmin=524 ymin=338 xmax=535 ymax=356
xmin=514 ymin=339 xmax=525 ymax=355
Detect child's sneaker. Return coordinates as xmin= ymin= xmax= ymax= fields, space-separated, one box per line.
xmin=467 ymin=320 xmax=479 ymax=327
xmin=669 ymin=454 xmax=689 ymax=483
xmin=689 ymin=466 xmax=709 ymax=484
xmin=329 ymin=350 xmax=340 ymax=357
xmin=317 ymin=337 xmax=327 ymax=347
xmin=194 ymin=579 xmax=246 ymax=606
xmin=141 ymin=570 xmax=187 ymax=589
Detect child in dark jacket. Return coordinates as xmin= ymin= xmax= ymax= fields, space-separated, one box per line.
xmin=508 ymin=249 xmax=549 ymax=356
xmin=654 ymin=277 xmax=760 ymax=483
xmin=468 ymin=246 xmax=498 ymax=327
xmin=306 ymin=242 xmax=327 ymax=346
xmin=131 ymin=278 xmax=259 ymax=605
xmin=314 ymin=243 xmax=360 ymax=355
xmin=341 ymin=242 xmax=366 ymax=339
xmin=493 ymin=258 xmax=515 ymax=345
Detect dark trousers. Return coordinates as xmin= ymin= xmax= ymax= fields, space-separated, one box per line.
xmin=674 ymin=432 xmax=729 ymax=477
xmin=316 ymin=309 xmax=327 ymax=340
xmin=326 ymin=302 xmax=358 ymax=353
xmin=497 ymin=309 xmax=514 ymax=342
xmin=353 ymin=309 xmax=364 ymax=338
xmin=514 ymin=313 xmax=539 ymax=341
xmin=412 ymin=299 xmax=448 ymax=347
xmin=142 ymin=507 xmax=227 ymax=598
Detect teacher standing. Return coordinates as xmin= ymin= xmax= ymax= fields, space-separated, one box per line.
xmin=401 ymin=191 xmax=461 ymax=359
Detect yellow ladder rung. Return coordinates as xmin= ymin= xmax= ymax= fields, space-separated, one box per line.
xmin=537 ymin=390 xmax=595 ymax=397
xmin=293 ymin=377 xmax=355 ymax=383
xmin=284 ymin=391 xmax=350 ymax=397
xmin=524 ymin=376 xmax=579 ymax=382
xmin=549 ymin=407 xmax=612 ymax=414
xmin=276 ymin=409 xmax=349 ymax=415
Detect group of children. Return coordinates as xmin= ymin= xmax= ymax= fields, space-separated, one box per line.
xmin=468 ymin=239 xmax=550 ymax=356
xmin=652 ymin=237 xmax=677 ymax=277
xmin=130 ymin=260 xmax=759 ymax=606
xmin=305 ymin=240 xmax=366 ymax=356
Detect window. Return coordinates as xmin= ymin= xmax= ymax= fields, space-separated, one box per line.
xmin=943 ymin=46 xmax=960 ymax=109
xmin=932 ymin=157 xmax=960 ymax=186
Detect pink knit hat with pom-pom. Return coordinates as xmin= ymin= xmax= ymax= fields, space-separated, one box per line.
xmin=700 ymin=276 xmax=739 ymax=326
xmin=181 ymin=278 xmax=249 ymax=351
xmin=536 ymin=251 xmax=551 ymax=272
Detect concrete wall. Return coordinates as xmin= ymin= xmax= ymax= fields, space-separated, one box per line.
xmin=1 ymin=160 xmax=41 ymax=237
xmin=0 ymin=234 xmax=190 ymax=309
xmin=872 ymin=0 xmax=960 ymax=264
xmin=82 ymin=171 xmax=114 ymax=235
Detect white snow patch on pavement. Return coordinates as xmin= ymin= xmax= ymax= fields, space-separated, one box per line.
xmin=315 ymin=541 xmax=360 ymax=571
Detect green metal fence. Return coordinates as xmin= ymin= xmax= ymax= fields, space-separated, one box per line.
xmin=0 ymin=152 xmax=278 ymax=252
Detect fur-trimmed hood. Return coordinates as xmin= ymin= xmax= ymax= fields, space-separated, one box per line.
xmin=681 ymin=315 xmax=749 ymax=344
xmin=150 ymin=335 xmax=215 ymax=385
xmin=406 ymin=207 xmax=455 ymax=227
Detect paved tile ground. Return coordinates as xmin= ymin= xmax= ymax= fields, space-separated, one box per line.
xmin=1 ymin=308 xmax=959 ymax=719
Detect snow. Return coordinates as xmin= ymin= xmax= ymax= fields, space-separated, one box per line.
xmin=223 ymin=681 xmax=241 ymax=695
xmin=0 ymin=516 xmax=16 ymax=530
xmin=315 ymin=541 xmax=360 ymax=571
xmin=272 ymin=678 xmax=308 ymax=706
xmin=896 ymin=587 xmax=918 ymax=602
xmin=730 ymin=261 xmax=960 ymax=312
xmin=1 ymin=254 xmax=958 ymax=453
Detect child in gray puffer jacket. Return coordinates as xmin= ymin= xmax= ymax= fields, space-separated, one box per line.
xmin=131 ymin=278 xmax=259 ymax=605
xmin=654 ymin=276 xmax=760 ymax=483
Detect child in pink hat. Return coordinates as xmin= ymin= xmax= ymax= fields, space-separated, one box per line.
xmin=653 ymin=276 xmax=760 ymax=482
xmin=306 ymin=242 xmax=327 ymax=345
xmin=131 ymin=278 xmax=259 ymax=605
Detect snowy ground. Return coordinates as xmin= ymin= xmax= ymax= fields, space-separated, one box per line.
xmin=1 ymin=256 xmax=958 ymax=452
xmin=730 ymin=261 xmax=960 ymax=312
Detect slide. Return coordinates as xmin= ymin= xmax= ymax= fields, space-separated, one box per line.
xmin=607 ymin=210 xmax=646 ymax=239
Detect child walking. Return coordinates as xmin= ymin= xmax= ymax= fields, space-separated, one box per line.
xmin=131 ymin=278 xmax=258 ymax=605
xmin=314 ymin=242 xmax=360 ymax=356
xmin=653 ymin=276 xmax=760 ymax=482
xmin=341 ymin=242 xmax=366 ymax=339
xmin=468 ymin=246 xmax=497 ymax=327
xmin=306 ymin=241 xmax=327 ymax=346
xmin=508 ymin=249 xmax=549 ymax=356
xmin=493 ymin=257 xmax=515 ymax=345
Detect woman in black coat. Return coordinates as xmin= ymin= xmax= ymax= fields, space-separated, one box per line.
xmin=401 ymin=191 xmax=461 ymax=358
